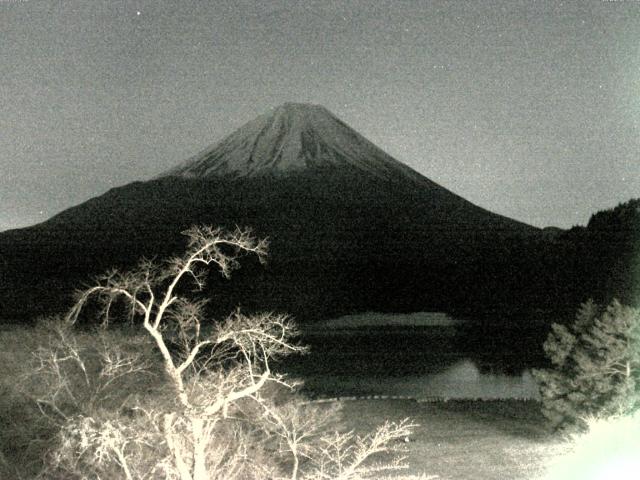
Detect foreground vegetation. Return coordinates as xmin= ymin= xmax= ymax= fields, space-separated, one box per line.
xmin=2 ymin=320 xmax=637 ymax=479
xmin=0 ymin=325 xmax=559 ymax=479
xmin=1 ymin=224 xmax=638 ymax=478
xmin=534 ymin=299 xmax=640 ymax=431
xmin=1 ymin=227 xmax=426 ymax=479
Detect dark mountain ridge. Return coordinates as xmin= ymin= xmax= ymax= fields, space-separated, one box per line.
xmin=0 ymin=172 xmax=539 ymax=322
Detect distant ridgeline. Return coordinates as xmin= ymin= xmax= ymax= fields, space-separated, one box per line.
xmin=502 ymin=197 xmax=640 ymax=322
xmin=551 ymin=199 xmax=640 ymax=313
xmin=0 ymin=104 xmax=637 ymax=325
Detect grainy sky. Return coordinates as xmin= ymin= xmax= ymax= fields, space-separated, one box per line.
xmin=2 ymin=0 xmax=639 ymax=231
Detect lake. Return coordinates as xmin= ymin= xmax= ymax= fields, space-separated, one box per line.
xmin=279 ymin=312 xmax=547 ymax=400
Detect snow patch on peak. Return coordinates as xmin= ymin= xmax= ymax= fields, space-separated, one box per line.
xmin=159 ymin=103 xmax=432 ymax=185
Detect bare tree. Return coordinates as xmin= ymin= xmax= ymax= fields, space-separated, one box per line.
xmin=302 ymin=418 xmax=419 ymax=480
xmin=27 ymin=320 xmax=155 ymax=424
xmin=31 ymin=226 xmax=425 ymax=480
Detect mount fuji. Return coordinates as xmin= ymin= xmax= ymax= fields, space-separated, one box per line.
xmin=0 ymin=103 xmax=547 ymax=323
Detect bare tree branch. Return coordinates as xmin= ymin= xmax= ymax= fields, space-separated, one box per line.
xmin=28 ymin=225 xmax=424 ymax=480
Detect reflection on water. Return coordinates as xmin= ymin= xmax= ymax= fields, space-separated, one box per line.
xmin=411 ymin=359 xmax=539 ymax=399
xmin=282 ymin=313 xmax=547 ymax=400
xmin=298 ymin=358 xmax=540 ymax=400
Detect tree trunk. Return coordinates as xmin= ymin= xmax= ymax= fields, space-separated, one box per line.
xmin=192 ymin=417 xmax=208 ymax=480
xmin=291 ymin=447 xmax=299 ymax=480
xmin=164 ymin=413 xmax=193 ymax=480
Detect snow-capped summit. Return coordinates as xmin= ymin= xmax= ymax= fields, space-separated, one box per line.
xmin=160 ymin=103 xmax=430 ymax=185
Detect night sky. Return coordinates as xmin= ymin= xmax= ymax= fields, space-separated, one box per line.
xmin=2 ymin=0 xmax=639 ymax=232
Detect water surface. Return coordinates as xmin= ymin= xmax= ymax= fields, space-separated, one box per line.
xmin=281 ymin=312 xmax=546 ymax=400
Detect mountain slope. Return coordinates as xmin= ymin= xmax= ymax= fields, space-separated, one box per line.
xmin=1 ymin=103 xmax=543 ymax=323
xmin=160 ymin=102 xmax=534 ymax=233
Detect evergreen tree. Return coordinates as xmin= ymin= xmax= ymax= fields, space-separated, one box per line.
xmin=534 ymin=299 xmax=640 ymax=430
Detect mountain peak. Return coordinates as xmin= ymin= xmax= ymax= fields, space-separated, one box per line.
xmin=274 ymin=101 xmax=327 ymax=113
xmin=159 ymin=103 xmax=429 ymax=184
